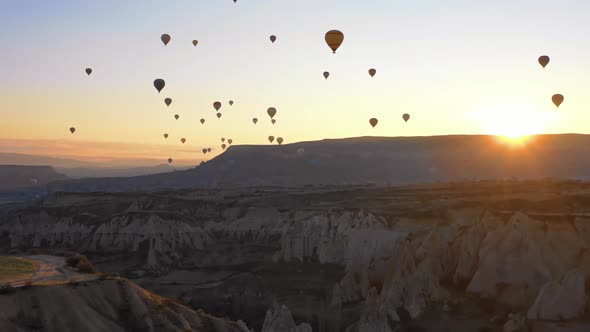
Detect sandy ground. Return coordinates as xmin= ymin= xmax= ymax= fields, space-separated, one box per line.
xmin=1 ymin=255 xmax=97 ymax=287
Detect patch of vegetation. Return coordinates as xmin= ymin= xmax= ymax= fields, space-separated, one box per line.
xmin=0 ymin=283 xmax=17 ymax=295
xmin=65 ymin=254 xmax=98 ymax=274
xmin=0 ymin=256 xmax=36 ymax=281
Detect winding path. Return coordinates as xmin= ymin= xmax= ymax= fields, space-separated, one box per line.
xmin=2 ymin=255 xmax=98 ymax=287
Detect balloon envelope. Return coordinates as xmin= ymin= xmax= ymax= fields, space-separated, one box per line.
xmin=200 ymin=119 xmax=205 ymax=124
xmin=161 ymin=34 xmax=171 ymax=46
xmin=221 ymin=138 xmax=225 ymax=142
xmin=174 ymin=114 xmax=179 ymax=120
xmin=252 ymin=118 xmax=258 ymax=124
xmin=552 ymin=94 xmax=564 ymax=108
xmin=325 ymin=30 xmax=344 ymax=53
xmin=207 ymin=148 xmax=211 ymax=152
xmin=323 ymin=71 xmax=330 ymax=79
xmin=228 ymin=139 xmax=233 ymax=145
xmin=403 ymin=113 xmax=410 ymax=122
xmin=164 ymin=133 xmax=168 ymax=139
xmin=202 ymin=149 xmax=207 ymax=154
xmin=69 ymin=127 xmax=76 ymax=134
xmin=181 ymin=138 xmax=186 ymax=144
xmin=217 ymin=112 xmax=222 ymax=119
xmin=268 ymin=136 xmax=275 ymax=143
xmin=168 ymin=158 xmax=173 ymax=164
xmin=85 ymin=68 xmax=92 ymax=76
xmin=229 ymin=100 xmax=234 ymax=106
xmin=165 ymin=98 xmax=172 ymax=106
xmin=277 ymin=137 xmax=284 ymax=145
xmin=222 ymin=144 xmax=227 ymax=150
xmin=267 ymin=107 xmax=277 ymax=119
xmin=270 ymin=35 xmax=276 ymax=43
xmin=192 ymin=40 xmax=198 ymax=47
xmin=271 ymin=119 xmax=276 ymax=125
xmin=369 ymin=118 xmax=378 ymax=128
xmin=154 ymin=79 xmax=165 ymax=93
xmin=214 ymin=101 xmax=222 ymax=111
xmin=538 ymin=55 xmax=550 ymax=69
xmin=369 ymin=68 xmax=376 ymax=77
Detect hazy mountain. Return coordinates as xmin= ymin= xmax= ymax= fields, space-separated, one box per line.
xmin=0 ymin=165 xmax=67 ymax=190
xmin=47 ymin=134 xmax=590 ymax=192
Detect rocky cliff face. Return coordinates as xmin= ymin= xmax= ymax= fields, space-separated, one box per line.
xmin=2 ymin=182 xmax=590 ymax=331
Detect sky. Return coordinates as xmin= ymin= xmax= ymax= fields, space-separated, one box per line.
xmin=1 ymin=0 xmax=589 ymax=165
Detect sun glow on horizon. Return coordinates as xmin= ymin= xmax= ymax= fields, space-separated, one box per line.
xmin=470 ymin=100 xmax=559 ymax=145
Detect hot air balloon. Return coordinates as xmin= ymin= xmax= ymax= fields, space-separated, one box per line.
xmin=325 ymin=30 xmax=344 ymax=54
xmin=200 ymin=119 xmax=205 ymax=124
xmin=323 ymin=71 xmax=330 ymax=79
xmin=369 ymin=118 xmax=378 ymax=128
xmin=168 ymin=158 xmax=173 ymax=164
xmin=267 ymin=107 xmax=277 ymax=119
xmin=538 ymin=55 xmax=550 ymax=69
xmin=270 ymin=35 xmax=277 ymax=43
xmin=229 ymin=100 xmax=234 ymax=106
xmin=175 ymin=114 xmax=179 ymax=120
xmin=85 ymin=68 xmax=92 ymax=76
xmin=233 ymin=0 xmax=237 ymax=3
xmin=552 ymin=94 xmax=564 ymax=108
xmin=164 ymin=133 xmax=168 ymax=139
xmin=403 ymin=113 xmax=410 ymax=122
xmin=369 ymin=68 xmax=376 ymax=77
xmin=207 ymin=148 xmax=211 ymax=153
xmin=154 ymin=79 xmax=165 ymax=93
xmin=277 ymin=137 xmax=284 ymax=145
xmin=213 ymin=101 xmax=222 ymax=111
xmin=217 ymin=112 xmax=222 ymax=119
xmin=161 ymin=34 xmax=171 ymax=46
xmin=221 ymin=138 xmax=226 ymax=142
xmin=228 ymin=139 xmax=233 ymax=145
xmin=252 ymin=118 xmax=258 ymax=124
xmin=268 ymin=136 xmax=275 ymax=143
xmin=192 ymin=40 xmax=198 ymax=47
xmin=202 ymin=148 xmax=207 ymax=154
xmin=69 ymin=127 xmax=76 ymax=134
xmin=165 ymin=98 xmax=172 ymax=107
xmin=271 ymin=119 xmax=276 ymax=125
xmin=181 ymin=138 xmax=186 ymax=144
xmin=222 ymin=144 xmax=227 ymax=150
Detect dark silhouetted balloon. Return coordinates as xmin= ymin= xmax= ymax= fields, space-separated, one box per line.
xmin=222 ymin=144 xmax=227 ymax=150
xmin=200 ymin=118 xmax=205 ymax=124
xmin=168 ymin=158 xmax=173 ymax=164
xmin=192 ymin=40 xmax=198 ymax=47
xmin=69 ymin=127 xmax=76 ymax=134
xmin=277 ymin=137 xmax=284 ymax=145
xmin=323 ymin=71 xmax=329 ymax=79
xmin=229 ymin=100 xmax=234 ymax=106
xmin=154 ymin=79 xmax=165 ymax=93
xmin=538 ymin=55 xmax=550 ymax=69
xmin=221 ymin=138 xmax=225 ymax=142
xmin=271 ymin=119 xmax=276 ymax=125
xmin=174 ymin=114 xmax=179 ymax=120
xmin=214 ymin=101 xmax=222 ymax=111
xmin=325 ymin=30 xmax=344 ymax=53
xmin=369 ymin=118 xmax=378 ymax=128
xmin=267 ymin=107 xmax=277 ymax=119
xmin=181 ymin=138 xmax=186 ymax=144
xmin=85 ymin=68 xmax=92 ymax=76
xmin=217 ymin=112 xmax=222 ymax=119
xmin=252 ymin=118 xmax=258 ymax=124
xmin=270 ymin=35 xmax=277 ymax=43
xmin=161 ymin=34 xmax=171 ymax=46
xmin=207 ymin=148 xmax=211 ymax=153
xmin=164 ymin=133 xmax=168 ymax=139
xmin=403 ymin=113 xmax=410 ymax=122
xmin=202 ymin=148 xmax=207 ymax=154
xmin=369 ymin=68 xmax=376 ymax=77
xmin=165 ymin=98 xmax=172 ymax=107
xmin=268 ymin=136 xmax=275 ymax=143
xmin=552 ymin=94 xmax=564 ymax=108
xmin=228 ymin=139 xmax=233 ymax=145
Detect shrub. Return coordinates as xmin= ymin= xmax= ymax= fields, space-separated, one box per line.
xmin=66 ymin=255 xmax=97 ymax=274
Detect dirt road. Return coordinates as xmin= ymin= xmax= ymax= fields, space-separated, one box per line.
xmin=2 ymin=255 xmax=97 ymax=287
